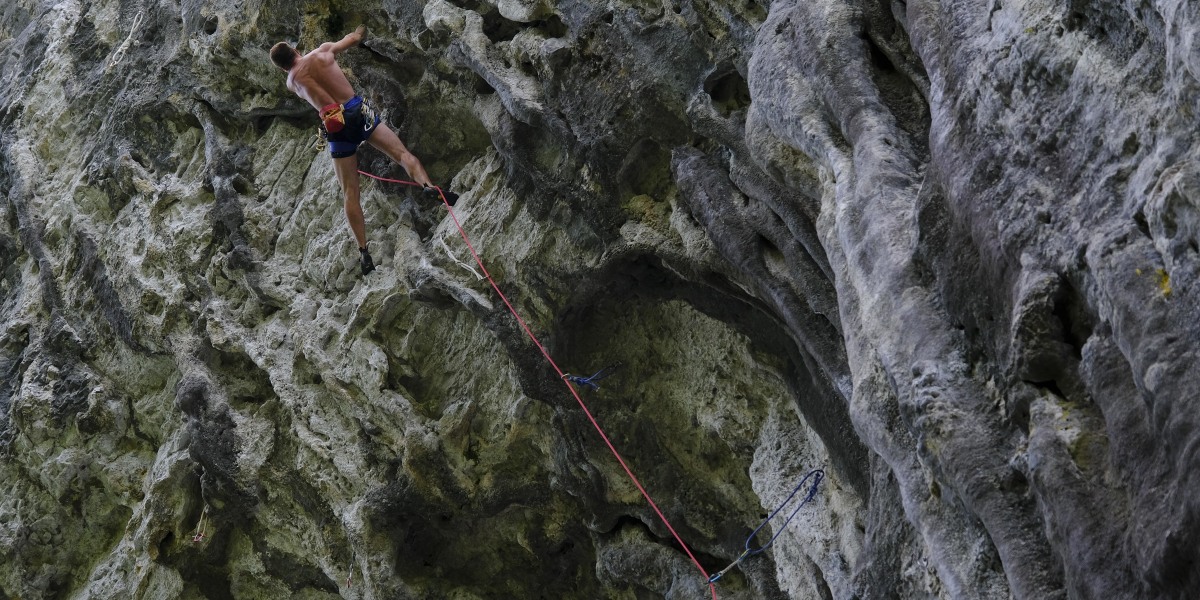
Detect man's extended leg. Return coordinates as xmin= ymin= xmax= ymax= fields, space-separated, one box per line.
xmin=333 ymin=154 xmax=375 ymax=274
xmin=365 ymin=123 xmax=433 ymax=187
xmin=366 ymin=123 xmax=459 ymax=205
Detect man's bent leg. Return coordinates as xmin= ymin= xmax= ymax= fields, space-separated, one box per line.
xmin=365 ymin=123 xmax=433 ymax=187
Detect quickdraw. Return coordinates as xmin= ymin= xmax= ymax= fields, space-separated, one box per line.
xmin=708 ymin=469 xmax=825 ymax=584
xmin=191 ymin=505 xmax=210 ymax=544
xmin=106 ymin=11 xmax=144 ymax=70
xmin=312 ymin=126 xmax=328 ymax=151
xmin=563 ymin=363 xmax=623 ymax=392
xmin=359 ymin=100 xmax=377 ymax=131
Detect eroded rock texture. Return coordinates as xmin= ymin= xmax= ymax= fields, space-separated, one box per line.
xmin=1 ymin=0 xmax=1198 ymax=598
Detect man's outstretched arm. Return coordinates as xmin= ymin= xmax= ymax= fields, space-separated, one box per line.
xmin=328 ymin=25 xmax=366 ymax=54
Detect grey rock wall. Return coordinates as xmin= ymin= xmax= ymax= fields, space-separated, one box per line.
xmin=1 ymin=0 xmax=1197 ymax=598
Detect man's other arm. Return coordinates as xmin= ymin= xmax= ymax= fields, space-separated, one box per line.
xmin=326 ymin=25 xmax=366 ymax=54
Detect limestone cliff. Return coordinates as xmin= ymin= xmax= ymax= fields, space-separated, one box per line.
xmin=2 ymin=0 xmax=1198 ymax=598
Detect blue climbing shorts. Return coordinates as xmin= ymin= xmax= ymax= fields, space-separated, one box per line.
xmin=326 ymin=96 xmax=380 ymax=159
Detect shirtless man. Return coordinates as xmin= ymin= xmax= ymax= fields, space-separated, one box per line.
xmin=270 ymin=26 xmax=457 ymax=275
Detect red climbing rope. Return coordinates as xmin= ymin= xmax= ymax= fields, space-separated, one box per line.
xmin=358 ymin=169 xmax=719 ymax=598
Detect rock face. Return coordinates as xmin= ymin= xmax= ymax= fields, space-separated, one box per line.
xmin=1 ymin=0 xmax=1198 ymax=598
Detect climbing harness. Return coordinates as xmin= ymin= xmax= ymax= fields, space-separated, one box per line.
xmin=191 ymin=505 xmax=210 ymax=544
xmin=563 ymin=363 xmax=623 ymax=391
xmin=708 ymin=469 xmax=825 ymax=584
xmin=320 ymin=103 xmax=346 ymax=133
xmin=106 ymin=11 xmax=144 ymax=70
xmin=354 ymin=169 xmax=721 ymax=599
xmin=312 ymin=98 xmax=376 ymax=145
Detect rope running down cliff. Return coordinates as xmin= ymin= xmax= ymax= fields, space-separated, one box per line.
xmin=356 ymin=168 xmax=721 ymax=599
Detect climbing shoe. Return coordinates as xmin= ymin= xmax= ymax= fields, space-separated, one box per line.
xmin=359 ymin=247 xmax=375 ymax=275
xmin=423 ymin=185 xmax=458 ymax=207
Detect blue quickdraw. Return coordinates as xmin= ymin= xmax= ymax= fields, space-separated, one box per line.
xmin=708 ymin=468 xmax=825 ymax=584
xmin=562 ymin=363 xmax=622 ymax=391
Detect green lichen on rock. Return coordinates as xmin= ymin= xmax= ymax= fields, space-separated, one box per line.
xmin=2 ymin=0 xmax=1200 ymax=598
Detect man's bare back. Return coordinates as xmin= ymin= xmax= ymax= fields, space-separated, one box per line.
xmin=286 ymin=26 xmax=363 ymax=110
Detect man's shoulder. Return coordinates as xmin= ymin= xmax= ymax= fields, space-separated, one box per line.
xmin=308 ymin=43 xmax=338 ymax=58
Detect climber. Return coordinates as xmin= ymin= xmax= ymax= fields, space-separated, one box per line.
xmin=270 ymin=25 xmax=458 ymax=275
